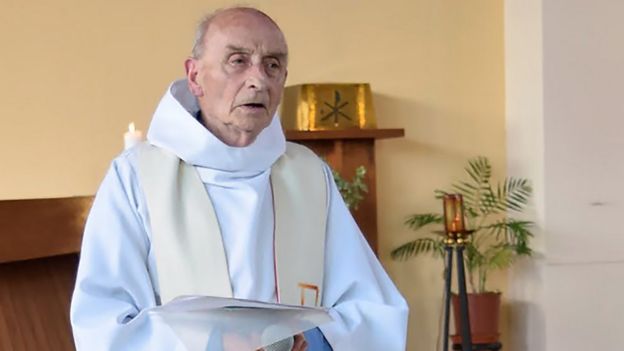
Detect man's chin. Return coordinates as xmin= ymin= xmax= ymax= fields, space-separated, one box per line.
xmin=233 ymin=117 xmax=272 ymax=134
xmin=225 ymin=125 xmax=265 ymax=147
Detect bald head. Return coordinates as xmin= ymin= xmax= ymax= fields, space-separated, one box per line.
xmin=184 ymin=7 xmax=289 ymax=147
xmin=191 ymin=7 xmax=287 ymax=60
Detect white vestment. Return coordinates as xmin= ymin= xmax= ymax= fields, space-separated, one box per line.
xmin=70 ymin=79 xmax=409 ymax=351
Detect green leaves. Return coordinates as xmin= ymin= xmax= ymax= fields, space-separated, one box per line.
xmin=483 ymin=218 xmax=534 ymax=256
xmin=443 ymin=157 xmax=533 ymax=216
xmin=404 ymin=213 xmax=443 ymax=231
xmin=484 ymin=244 xmax=516 ymax=270
xmin=497 ymin=178 xmax=532 ymax=212
xmin=391 ymin=156 xmax=535 ymax=293
xmin=391 ymin=238 xmax=445 ymax=261
xmin=466 ymin=156 xmax=492 ymax=186
xmin=332 ymin=166 xmax=368 ymax=210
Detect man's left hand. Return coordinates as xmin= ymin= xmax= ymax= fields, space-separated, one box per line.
xmin=291 ymin=333 xmax=308 ymax=351
xmin=256 ymin=333 xmax=307 ymax=351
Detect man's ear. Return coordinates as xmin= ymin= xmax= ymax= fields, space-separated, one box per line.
xmin=184 ymin=58 xmax=204 ymax=97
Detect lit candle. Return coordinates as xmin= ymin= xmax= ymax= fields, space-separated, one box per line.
xmin=443 ymin=194 xmax=465 ymax=233
xmin=123 ymin=122 xmax=143 ymax=150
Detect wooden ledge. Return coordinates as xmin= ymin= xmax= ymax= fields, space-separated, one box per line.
xmin=285 ymin=128 xmax=405 ymax=141
xmin=0 ymin=196 xmax=93 ymax=263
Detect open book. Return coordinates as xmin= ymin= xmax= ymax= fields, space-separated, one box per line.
xmin=147 ymin=295 xmax=333 ymax=351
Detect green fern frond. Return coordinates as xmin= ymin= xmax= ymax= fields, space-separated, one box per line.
xmin=479 ymin=186 xmax=504 ymax=214
xmin=485 ymin=245 xmax=516 ymax=270
xmin=464 ymin=243 xmax=485 ymax=271
xmin=496 ymin=177 xmax=532 ymax=212
xmin=450 ymin=182 xmax=478 ymax=209
xmin=465 ymin=156 xmax=492 ymax=186
xmin=506 ymin=220 xmax=534 ymax=256
xmin=434 ymin=190 xmax=447 ymax=199
xmin=465 ymin=207 xmax=479 ymax=219
xmin=390 ymin=238 xmax=444 ymax=261
xmin=483 ymin=219 xmax=534 ymax=256
xmin=404 ymin=213 xmax=443 ymax=231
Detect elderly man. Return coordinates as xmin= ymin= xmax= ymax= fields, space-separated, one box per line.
xmin=70 ymin=7 xmax=408 ymax=351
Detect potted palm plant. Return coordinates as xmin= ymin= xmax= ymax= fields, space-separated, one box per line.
xmin=391 ymin=156 xmax=533 ymax=344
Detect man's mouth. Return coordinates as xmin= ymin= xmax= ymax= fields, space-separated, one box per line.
xmin=237 ymin=102 xmax=267 ymax=112
xmin=243 ymin=103 xmax=265 ymax=108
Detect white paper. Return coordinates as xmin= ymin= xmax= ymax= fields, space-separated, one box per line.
xmin=147 ymin=296 xmax=333 ymax=351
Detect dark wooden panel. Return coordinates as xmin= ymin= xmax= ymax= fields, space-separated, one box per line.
xmin=0 ymin=197 xmax=93 ymax=263
xmin=0 ymin=254 xmax=78 ymax=351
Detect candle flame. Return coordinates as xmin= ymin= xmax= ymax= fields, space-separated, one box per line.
xmin=128 ymin=122 xmax=136 ymax=132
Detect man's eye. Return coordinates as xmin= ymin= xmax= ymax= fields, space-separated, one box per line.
xmin=229 ymin=56 xmax=247 ymax=65
xmin=266 ymin=60 xmax=281 ymax=71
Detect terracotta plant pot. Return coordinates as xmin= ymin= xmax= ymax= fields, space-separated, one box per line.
xmin=451 ymin=292 xmax=501 ymax=344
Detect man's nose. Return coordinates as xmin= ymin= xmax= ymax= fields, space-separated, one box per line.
xmin=244 ymin=63 xmax=268 ymax=90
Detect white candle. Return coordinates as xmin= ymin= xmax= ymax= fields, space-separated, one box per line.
xmin=123 ymin=122 xmax=144 ymax=150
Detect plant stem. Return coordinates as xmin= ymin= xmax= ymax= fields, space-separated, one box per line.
xmin=467 ymin=265 xmax=476 ymax=293
xmin=479 ymin=269 xmax=487 ymax=293
xmin=474 ymin=214 xmax=489 ymax=247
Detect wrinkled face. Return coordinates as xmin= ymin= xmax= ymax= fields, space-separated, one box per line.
xmin=185 ymin=10 xmax=288 ymax=146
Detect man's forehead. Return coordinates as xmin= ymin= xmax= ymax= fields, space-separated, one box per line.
xmin=212 ymin=8 xmax=276 ymax=28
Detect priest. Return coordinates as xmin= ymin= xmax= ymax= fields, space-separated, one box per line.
xmin=70 ymin=6 xmax=408 ymax=351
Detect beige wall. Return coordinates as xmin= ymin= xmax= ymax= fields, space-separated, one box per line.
xmin=0 ymin=1 xmax=506 ymax=350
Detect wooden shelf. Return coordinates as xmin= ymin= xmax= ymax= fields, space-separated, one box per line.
xmin=0 ymin=196 xmax=92 ymax=263
xmin=285 ymin=128 xmax=404 ymax=141
xmin=0 ymin=197 xmax=90 ymax=350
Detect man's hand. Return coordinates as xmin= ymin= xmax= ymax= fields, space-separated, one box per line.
xmin=291 ymin=333 xmax=308 ymax=351
xmin=257 ymin=333 xmax=307 ymax=351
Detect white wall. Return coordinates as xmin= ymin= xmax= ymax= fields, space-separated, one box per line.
xmin=506 ymin=0 xmax=624 ymax=350
xmin=543 ymin=1 xmax=624 ymax=349
xmin=504 ymin=0 xmax=546 ymax=349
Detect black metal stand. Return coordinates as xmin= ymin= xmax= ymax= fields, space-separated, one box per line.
xmin=442 ymin=237 xmax=473 ymax=351
xmin=452 ymin=342 xmax=502 ymax=351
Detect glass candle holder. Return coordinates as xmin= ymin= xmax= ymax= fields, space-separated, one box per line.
xmin=443 ymin=194 xmax=465 ymax=233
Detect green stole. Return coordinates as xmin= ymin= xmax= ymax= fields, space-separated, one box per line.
xmin=137 ymin=142 xmax=327 ymax=307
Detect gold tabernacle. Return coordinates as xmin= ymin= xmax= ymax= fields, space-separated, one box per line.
xmin=280 ymin=83 xmax=377 ymax=131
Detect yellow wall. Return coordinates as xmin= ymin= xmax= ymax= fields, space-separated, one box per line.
xmin=0 ymin=0 xmax=506 ymax=350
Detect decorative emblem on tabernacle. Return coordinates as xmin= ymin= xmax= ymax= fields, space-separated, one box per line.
xmin=320 ymin=91 xmax=352 ymax=125
xmin=280 ymin=83 xmax=377 ymax=131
